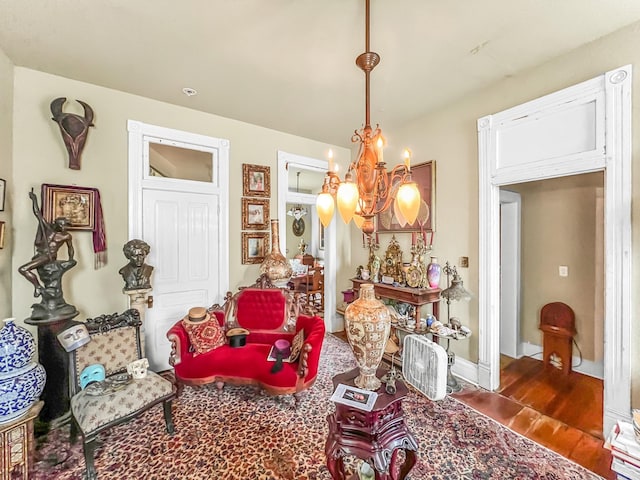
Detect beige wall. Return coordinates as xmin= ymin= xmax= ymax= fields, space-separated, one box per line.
xmin=354 ymin=20 xmax=640 ymax=401
xmin=10 ymin=68 xmax=350 ymax=333
xmin=0 ymin=50 xmax=13 ymax=320
xmin=508 ymin=173 xmax=603 ymax=362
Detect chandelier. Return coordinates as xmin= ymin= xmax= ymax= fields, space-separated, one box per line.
xmin=316 ymin=0 xmax=421 ymax=236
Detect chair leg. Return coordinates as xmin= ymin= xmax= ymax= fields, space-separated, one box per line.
xmin=83 ymin=437 xmax=98 ymax=480
xmin=70 ymin=417 xmax=79 ymax=444
xmin=163 ymin=400 xmax=175 ymax=434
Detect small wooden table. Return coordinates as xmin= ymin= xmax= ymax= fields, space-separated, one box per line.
xmin=325 ymin=368 xmax=419 ymax=479
xmin=0 ymin=401 xmax=43 ymax=480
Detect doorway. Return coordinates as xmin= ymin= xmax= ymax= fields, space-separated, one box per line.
xmin=128 ymin=120 xmax=230 ymax=371
xmin=478 ymin=65 xmax=632 ymax=435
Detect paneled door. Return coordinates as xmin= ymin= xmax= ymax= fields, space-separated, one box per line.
xmin=142 ymin=188 xmax=220 ymax=371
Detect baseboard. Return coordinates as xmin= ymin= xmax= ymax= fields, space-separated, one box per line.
xmin=518 ymin=342 xmax=604 ymax=379
xmin=452 ymin=356 xmax=479 ymax=385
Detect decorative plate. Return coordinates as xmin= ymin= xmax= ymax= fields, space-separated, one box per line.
xmin=406 ymin=266 xmax=422 ymax=288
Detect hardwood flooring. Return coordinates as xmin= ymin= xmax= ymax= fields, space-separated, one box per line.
xmin=330 ymin=332 xmax=613 ymax=479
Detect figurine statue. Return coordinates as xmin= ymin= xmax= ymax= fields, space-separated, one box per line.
xmin=19 ymin=189 xmax=78 ymax=321
xmin=119 ymin=239 xmax=154 ymax=291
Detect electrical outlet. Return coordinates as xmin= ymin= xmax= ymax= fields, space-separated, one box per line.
xmin=459 ymin=256 xmax=469 ymax=268
xmin=559 ymin=265 xmax=569 ymax=277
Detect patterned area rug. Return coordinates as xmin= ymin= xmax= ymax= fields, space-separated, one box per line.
xmin=33 ymin=334 xmax=601 ymax=479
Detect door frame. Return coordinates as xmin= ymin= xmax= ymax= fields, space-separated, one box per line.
xmin=478 ymin=65 xmax=632 ymax=434
xmin=277 ymin=151 xmax=338 ymax=332
xmin=499 ymin=189 xmax=521 ymax=359
xmin=127 ymin=120 xmax=230 ymax=301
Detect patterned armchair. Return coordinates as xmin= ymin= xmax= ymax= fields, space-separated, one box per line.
xmin=64 ymin=309 xmax=176 ymax=480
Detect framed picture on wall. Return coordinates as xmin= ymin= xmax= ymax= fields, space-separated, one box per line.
xmin=242 ymin=164 xmax=271 ymax=198
xmin=242 ymin=198 xmax=270 ymax=230
xmin=376 ymin=160 xmax=436 ymax=234
xmin=0 ymin=221 xmax=5 ymax=249
xmin=242 ymin=232 xmax=269 ymax=264
xmin=42 ymin=184 xmax=96 ymax=230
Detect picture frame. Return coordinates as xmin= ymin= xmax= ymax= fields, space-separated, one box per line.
xmin=318 ymin=219 xmax=325 ymax=251
xmin=330 ymin=383 xmax=378 ymax=412
xmin=242 ymin=198 xmax=270 ymax=230
xmin=241 ymin=232 xmax=269 ymax=264
xmin=0 ymin=178 xmax=5 ymax=211
xmin=42 ymin=184 xmax=96 ymax=230
xmin=376 ymin=160 xmax=436 ymax=234
xmin=0 ymin=221 xmax=5 ymax=249
xmin=242 ymin=164 xmax=270 ymax=198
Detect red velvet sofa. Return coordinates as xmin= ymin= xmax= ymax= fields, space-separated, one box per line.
xmin=166 ymin=279 xmax=325 ymax=398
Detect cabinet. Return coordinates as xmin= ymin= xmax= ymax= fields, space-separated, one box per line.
xmin=350 ymin=279 xmax=440 ymax=325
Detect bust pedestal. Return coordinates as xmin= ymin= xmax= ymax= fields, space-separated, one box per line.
xmin=123 ymin=288 xmax=152 ymax=354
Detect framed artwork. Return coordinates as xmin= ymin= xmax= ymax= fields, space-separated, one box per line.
xmin=242 ymin=198 xmax=270 ymax=230
xmin=242 ymin=232 xmax=269 ymax=264
xmin=376 ymin=160 xmax=436 ymax=234
xmin=318 ymin=219 xmax=325 ymax=251
xmin=0 ymin=178 xmax=5 ymax=211
xmin=330 ymin=383 xmax=378 ymax=412
xmin=243 ymin=164 xmax=270 ymax=198
xmin=0 ymin=221 xmax=5 ymax=249
xmin=42 ymin=184 xmax=96 ymax=230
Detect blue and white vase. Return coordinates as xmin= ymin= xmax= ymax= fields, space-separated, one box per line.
xmin=0 ymin=318 xmax=46 ymax=423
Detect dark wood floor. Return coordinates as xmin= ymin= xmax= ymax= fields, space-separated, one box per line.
xmin=330 ymin=332 xmax=613 ymax=479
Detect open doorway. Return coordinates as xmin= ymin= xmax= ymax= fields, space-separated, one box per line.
xmin=498 ymin=173 xmax=605 ymax=437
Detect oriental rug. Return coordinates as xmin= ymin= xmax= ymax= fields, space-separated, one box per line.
xmin=32 ymin=334 xmax=601 ymax=479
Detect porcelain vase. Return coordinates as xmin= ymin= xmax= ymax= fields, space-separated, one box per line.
xmin=260 ymin=219 xmax=293 ymax=288
xmin=427 ymin=256 xmax=441 ymax=289
xmin=344 ymin=284 xmax=391 ymax=390
xmin=0 ymin=318 xmax=46 ymax=423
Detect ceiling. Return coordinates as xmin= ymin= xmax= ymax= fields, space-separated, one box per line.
xmin=2 ymin=1 xmax=640 ymax=148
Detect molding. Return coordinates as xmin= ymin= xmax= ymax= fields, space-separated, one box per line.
xmin=519 ymin=342 xmax=604 ymax=379
xmin=451 ymin=356 xmax=479 ymax=386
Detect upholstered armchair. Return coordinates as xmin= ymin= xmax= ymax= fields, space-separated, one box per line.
xmin=62 ymin=309 xmax=176 ymax=480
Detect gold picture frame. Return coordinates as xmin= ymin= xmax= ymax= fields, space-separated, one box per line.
xmin=242 ymin=198 xmax=270 ymax=230
xmin=376 ymin=160 xmax=436 ymax=234
xmin=42 ymin=184 xmax=96 ymax=230
xmin=242 ymin=232 xmax=269 ymax=264
xmin=242 ymin=164 xmax=270 ymax=198
xmin=0 ymin=221 xmax=5 ymax=249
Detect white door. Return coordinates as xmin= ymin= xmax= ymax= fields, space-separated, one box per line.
xmin=127 ymin=120 xmax=230 ymax=372
xmin=499 ymin=190 xmax=521 ymax=359
xmin=143 ymin=188 xmax=220 ymax=371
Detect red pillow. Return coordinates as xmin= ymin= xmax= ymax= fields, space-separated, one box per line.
xmin=182 ymin=310 xmax=225 ymax=356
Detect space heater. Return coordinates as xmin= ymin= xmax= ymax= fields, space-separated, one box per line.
xmin=402 ymin=334 xmax=448 ymax=401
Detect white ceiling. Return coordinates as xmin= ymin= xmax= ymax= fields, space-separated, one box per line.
xmin=1 ymin=1 xmax=640 ymax=148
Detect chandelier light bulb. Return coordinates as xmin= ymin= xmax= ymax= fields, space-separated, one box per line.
xmin=393 ymin=198 xmax=408 ymax=227
xmin=328 ymin=149 xmax=334 ymax=172
xmin=353 ymin=204 xmax=366 ymax=229
xmin=337 ymin=181 xmax=359 ymax=224
xmin=316 ymin=192 xmax=335 ymax=227
xmin=396 ymin=181 xmax=420 ymax=224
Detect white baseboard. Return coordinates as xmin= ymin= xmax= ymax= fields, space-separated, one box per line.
xmin=518 ymin=342 xmax=603 ymax=379
xmin=452 ymin=356 xmax=479 ymax=385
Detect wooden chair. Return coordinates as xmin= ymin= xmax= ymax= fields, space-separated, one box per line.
xmin=539 ymin=302 xmax=576 ymax=375
xmin=298 ymin=266 xmax=324 ymax=314
xmin=64 ymin=309 xmax=176 ymax=480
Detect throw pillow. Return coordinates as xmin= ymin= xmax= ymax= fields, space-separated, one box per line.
xmin=182 ymin=309 xmax=225 ymax=356
xmin=289 ymin=329 xmax=305 ymax=362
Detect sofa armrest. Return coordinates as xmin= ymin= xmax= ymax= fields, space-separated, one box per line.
xmin=295 ymin=314 xmax=325 ymax=380
xmin=167 ymin=310 xmax=225 ymax=366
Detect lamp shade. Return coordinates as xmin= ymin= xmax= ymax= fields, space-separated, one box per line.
xmin=441 ymin=274 xmax=472 ymax=302
xmin=393 ymin=197 xmax=408 ymax=227
xmin=396 ymin=181 xmax=420 ymax=225
xmin=316 ymin=192 xmax=335 ymax=227
xmin=336 ymin=180 xmax=359 ymax=224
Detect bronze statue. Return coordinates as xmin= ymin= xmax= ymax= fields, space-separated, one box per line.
xmin=19 ymin=189 xmax=78 ymax=321
xmin=119 ymin=239 xmax=154 ymax=290
xmin=50 ymin=97 xmax=94 ymax=170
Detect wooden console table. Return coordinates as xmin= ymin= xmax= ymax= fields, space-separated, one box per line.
xmin=325 ymin=367 xmax=418 ymax=480
xmin=350 ymin=278 xmax=441 ymax=325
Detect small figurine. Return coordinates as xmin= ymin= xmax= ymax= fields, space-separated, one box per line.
xmin=119 ymin=239 xmax=154 ymax=291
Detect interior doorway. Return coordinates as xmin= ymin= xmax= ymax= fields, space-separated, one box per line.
xmin=478 ymin=65 xmax=632 ymax=435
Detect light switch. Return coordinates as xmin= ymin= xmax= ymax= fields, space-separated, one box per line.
xmin=559 ymin=265 xmax=569 ymax=277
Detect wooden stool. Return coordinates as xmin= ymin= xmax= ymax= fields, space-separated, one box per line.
xmin=539 ymin=302 xmax=575 ymax=375
xmin=0 ymin=401 xmax=43 ymax=480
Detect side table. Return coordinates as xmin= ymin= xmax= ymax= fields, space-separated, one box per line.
xmin=325 ymin=367 xmax=419 ymax=479
xmin=0 ymin=401 xmax=43 ymax=480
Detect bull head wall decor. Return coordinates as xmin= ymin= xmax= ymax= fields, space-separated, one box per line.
xmin=50 ymin=97 xmax=94 ymax=170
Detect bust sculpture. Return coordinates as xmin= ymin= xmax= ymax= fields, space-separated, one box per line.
xmin=119 ymin=239 xmax=154 ymax=291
